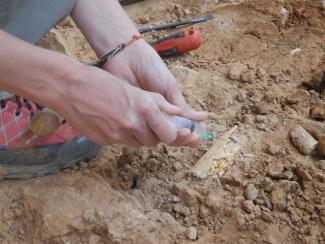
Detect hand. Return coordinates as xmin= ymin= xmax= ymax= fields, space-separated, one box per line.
xmin=55 ymin=66 xmax=183 ymax=147
xmin=102 ymin=40 xmax=208 ymax=146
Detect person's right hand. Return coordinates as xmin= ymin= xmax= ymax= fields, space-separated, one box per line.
xmin=54 ymin=66 xmax=182 ymax=147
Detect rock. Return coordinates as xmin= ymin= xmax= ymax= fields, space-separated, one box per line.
xmin=242 ymin=200 xmax=255 ymax=214
xmin=181 ymin=207 xmax=191 ymax=217
xmin=186 ymin=227 xmax=197 ymax=240
xmin=317 ymin=135 xmax=325 ymax=157
xmin=316 ymin=160 xmax=325 ymax=170
xmin=271 ymin=180 xmax=299 ymax=211
xmin=59 ymin=17 xmax=74 ymax=28
xmin=260 ymin=177 xmax=274 ymax=193
xmin=236 ymin=91 xmax=247 ymax=102
xmin=290 ymin=125 xmax=318 ymax=155
xmin=303 ymin=236 xmax=318 ymax=244
xmin=171 ymin=181 xmax=201 ymax=207
xmin=286 ymin=90 xmax=310 ymax=116
xmin=139 ymin=14 xmax=150 ymax=24
xmin=245 ymin=184 xmax=258 ymax=201
xmin=184 ymin=8 xmax=191 ymax=15
xmin=279 ymin=7 xmax=289 ymax=27
xmin=268 ymin=144 xmax=286 ymax=156
xmin=184 ymin=216 xmax=198 ymax=226
xmin=205 ymin=192 xmax=222 ymax=212
xmin=171 ymin=195 xmax=180 ymax=203
xmin=234 ymin=209 xmax=247 ymax=231
xmin=233 ymin=196 xmax=246 ymax=208
xmin=240 ymin=70 xmax=254 ymax=83
xmin=89 ymin=234 xmax=101 ymax=244
xmin=227 ymin=62 xmax=247 ymax=81
xmin=174 ymin=4 xmax=185 ymax=18
xmin=172 ymin=162 xmax=183 ymax=172
xmin=311 ymin=102 xmax=325 ymax=120
xmin=268 ymin=163 xmax=284 ymax=179
xmin=261 ymin=211 xmax=273 ymax=223
xmin=145 ymin=158 xmax=159 ymax=171
xmin=170 ymin=65 xmax=198 ymax=85
xmin=199 ymin=205 xmax=210 ymax=219
xmin=295 ymin=166 xmax=312 ymax=181
xmin=173 ymin=203 xmax=183 ymax=213
xmin=305 ymin=69 xmax=325 ymax=91
xmin=253 ymin=103 xmax=269 ymax=115
xmin=220 ymin=166 xmax=243 ymax=186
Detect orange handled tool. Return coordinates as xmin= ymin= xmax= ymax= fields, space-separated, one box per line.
xmin=150 ymin=29 xmax=202 ymax=57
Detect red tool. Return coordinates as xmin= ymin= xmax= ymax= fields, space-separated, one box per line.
xmin=150 ymin=29 xmax=202 ymax=57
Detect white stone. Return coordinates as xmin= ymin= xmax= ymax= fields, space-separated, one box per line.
xmin=290 ymin=125 xmax=318 ymax=155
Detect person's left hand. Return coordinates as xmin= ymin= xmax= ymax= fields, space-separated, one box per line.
xmin=102 ymin=39 xmax=207 ymax=146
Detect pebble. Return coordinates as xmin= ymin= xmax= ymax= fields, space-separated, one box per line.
xmin=170 ymin=65 xmax=198 ymax=84
xmin=89 ymin=234 xmax=101 ymax=244
xmin=271 ymin=180 xmax=299 ymax=211
xmin=234 ymin=209 xmax=247 ymax=231
xmin=236 ymin=91 xmax=247 ymax=102
xmin=199 ymin=205 xmax=210 ymax=219
xmin=240 ymin=70 xmax=254 ymax=83
xmin=317 ymin=135 xmax=325 ymax=157
xmin=172 ymin=162 xmax=183 ymax=172
xmin=59 ymin=18 xmax=74 ymax=28
xmin=268 ymin=163 xmax=284 ymax=179
xmin=261 ymin=177 xmax=274 ymax=193
xmin=139 ymin=14 xmax=150 ymax=24
xmin=253 ymin=104 xmax=269 ymax=115
xmin=306 ymin=69 xmax=324 ymax=91
xmin=171 ymin=181 xmax=200 ymax=207
xmin=311 ymin=102 xmax=325 ymax=120
xmin=242 ymin=200 xmax=255 ymax=214
xmin=279 ymin=7 xmax=289 ymax=26
xmin=186 ymin=227 xmax=198 ymax=240
xmin=245 ymin=184 xmax=258 ymax=201
xmin=295 ymin=166 xmax=312 ymax=181
xmin=261 ymin=211 xmax=273 ymax=223
xmin=316 ymin=160 xmax=325 ymax=170
xmin=227 ymin=62 xmax=247 ymax=81
xmin=205 ymin=192 xmax=222 ymax=212
xmin=268 ymin=144 xmax=286 ymax=156
xmin=290 ymin=125 xmax=318 ymax=155
xmin=145 ymin=158 xmax=159 ymax=171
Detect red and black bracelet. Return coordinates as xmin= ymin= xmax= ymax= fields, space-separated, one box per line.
xmin=90 ymin=34 xmax=142 ymax=68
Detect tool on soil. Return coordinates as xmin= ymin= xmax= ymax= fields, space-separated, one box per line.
xmin=191 ymin=126 xmax=240 ymax=178
xmin=138 ymin=16 xmax=213 ymax=34
xmin=149 ymin=29 xmax=202 ymax=57
xmin=119 ymin=0 xmax=144 ymax=5
xmin=140 ymin=16 xmax=212 ymax=57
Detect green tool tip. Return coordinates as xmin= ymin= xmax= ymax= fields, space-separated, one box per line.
xmin=199 ymin=133 xmax=213 ymax=141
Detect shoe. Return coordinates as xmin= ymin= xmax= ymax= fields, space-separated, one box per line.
xmin=0 ymin=95 xmax=100 ymax=179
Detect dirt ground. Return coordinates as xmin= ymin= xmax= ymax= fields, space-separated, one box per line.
xmin=1 ymin=0 xmax=325 ymax=243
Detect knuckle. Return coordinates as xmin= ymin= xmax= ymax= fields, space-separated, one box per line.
xmin=110 ymin=132 xmax=122 ymax=143
xmin=121 ymin=119 xmax=137 ymax=132
xmin=141 ymin=100 xmax=158 ymax=114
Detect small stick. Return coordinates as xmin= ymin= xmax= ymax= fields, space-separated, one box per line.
xmin=191 ymin=126 xmax=239 ymax=178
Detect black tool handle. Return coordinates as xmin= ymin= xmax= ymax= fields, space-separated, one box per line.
xmin=138 ymin=16 xmax=213 ymax=34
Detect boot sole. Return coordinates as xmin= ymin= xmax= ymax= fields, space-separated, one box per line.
xmin=0 ymin=137 xmax=100 ymax=179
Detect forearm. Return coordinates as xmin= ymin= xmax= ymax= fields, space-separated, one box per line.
xmin=71 ymin=0 xmax=139 ymax=57
xmin=0 ymin=30 xmax=83 ymax=109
